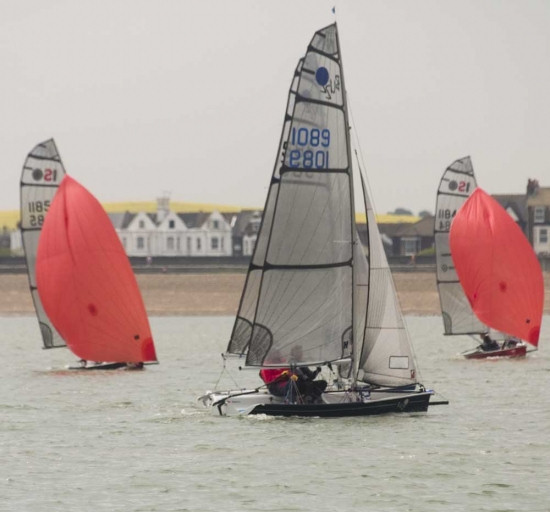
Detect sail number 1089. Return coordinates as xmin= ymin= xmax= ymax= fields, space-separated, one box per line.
xmin=288 ymin=127 xmax=331 ymax=169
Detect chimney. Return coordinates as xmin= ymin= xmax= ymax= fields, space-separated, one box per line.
xmin=527 ymin=178 xmax=540 ymax=196
xmin=156 ymin=195 xmax=170 ymax=222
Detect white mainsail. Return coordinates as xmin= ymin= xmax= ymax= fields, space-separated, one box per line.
xmin=20 ymin=139 xmax=66 ymax=348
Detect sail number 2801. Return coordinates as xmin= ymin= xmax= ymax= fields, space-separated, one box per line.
xmin=288 ymin=127 xmax=330 ymax=169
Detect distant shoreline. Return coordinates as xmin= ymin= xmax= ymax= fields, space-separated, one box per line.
xmin=1 ymin=271 xmax=549 ymax=316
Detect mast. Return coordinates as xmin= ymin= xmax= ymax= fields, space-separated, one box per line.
xmin=333 ymin=23 xmax=358 ymax=380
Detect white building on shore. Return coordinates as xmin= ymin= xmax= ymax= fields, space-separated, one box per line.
xmin=114 ymin=198 xmax=233 ymax=257
xmin=8 ymin=197 xmax=238 ymax=258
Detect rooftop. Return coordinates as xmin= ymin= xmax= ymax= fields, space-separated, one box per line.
xmin=0 ymin=204 xmax=421 ymax=230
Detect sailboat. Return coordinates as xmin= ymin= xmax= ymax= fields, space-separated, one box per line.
xmin=35 ymin=174 xmax=158 ymax=369
xmin=200 ymin=23 xmax=441 ymax=417
xmin=435 ymin=158 xmax=543 ymax=359
xmin=20 ymin=139 xmax=66 ymax=349
xmin=449 ymin=187 xmax=544 ymax=359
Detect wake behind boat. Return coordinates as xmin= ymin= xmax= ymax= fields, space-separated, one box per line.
xmin=200 ymin=23 xmax=444 ymax=418
xmin=35 ymin=173 xmax=158 ymax=369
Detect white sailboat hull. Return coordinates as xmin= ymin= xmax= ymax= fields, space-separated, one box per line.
xmin=200 ymin=388 xmax=434 ymax=418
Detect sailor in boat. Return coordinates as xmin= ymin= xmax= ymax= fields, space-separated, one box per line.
xmin=259 ymin=367 xmax=292 ymax=397
xmin=259 ymin=351 xmax=293 ymax=397
xmin=126 ymin=362 xmax=144 ymax=370
xmin=289 ymin=346 xmax=328 ymax=404
xmin=480 ymin=333 xmax=500 ymax=352
xmin=502 ymin=336 xmax=521 ymax=349
xmin=78 ymin=359 xmax=103 ymax=368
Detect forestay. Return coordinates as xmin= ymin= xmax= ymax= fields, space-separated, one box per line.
xmin=20 ymin=139 xmax=66 ymax=348
xmin=434 ymin=156 xmax=486 ymax=335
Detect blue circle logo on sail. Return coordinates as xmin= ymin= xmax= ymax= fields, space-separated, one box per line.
xmin=315 ymin=67 xmax=329 ymax=86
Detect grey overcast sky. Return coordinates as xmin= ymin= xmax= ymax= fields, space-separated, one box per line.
xmin=1 ymin=0 xmax=549 ymax=215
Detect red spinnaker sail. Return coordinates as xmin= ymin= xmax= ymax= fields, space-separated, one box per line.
xmin=449 ymin=188 xmax=544 ymax=345
xmin=36 ymin=176 xmax=157 ymax=363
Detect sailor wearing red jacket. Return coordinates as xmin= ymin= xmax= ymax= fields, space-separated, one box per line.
xmin=260 ymin=367 xmax=294 ymax=397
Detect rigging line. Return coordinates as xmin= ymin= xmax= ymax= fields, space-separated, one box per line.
xmin=213 ymin=355 xmax=241 ymax=390
xmin=347 ymin=96 xmax=380 ymax=218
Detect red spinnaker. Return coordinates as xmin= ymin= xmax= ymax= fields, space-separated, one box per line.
xmin=36 ymin=176 xmax=157 ymax=363
xmin=449 ymin=188 xmax=544 ymax=345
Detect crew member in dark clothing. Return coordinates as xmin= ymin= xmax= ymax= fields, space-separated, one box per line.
xmin=289 ymin=345 xmax=328 ymax=403
xmin=480 ymin=333 xmax=499 ymax=351
xmin=294 ymin=365 xmax=328 ymax=403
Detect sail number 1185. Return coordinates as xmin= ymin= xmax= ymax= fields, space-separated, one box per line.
xmin=27 ymin=200 xmax=50 ymax=227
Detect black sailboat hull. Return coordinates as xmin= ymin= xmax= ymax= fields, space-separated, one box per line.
xmin=67 ymin=362 xmax=129 ymax=371
xmin=247 ymin=392 xmax=432 ymax=418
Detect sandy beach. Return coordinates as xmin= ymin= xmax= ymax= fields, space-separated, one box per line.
xmin=2 ymin=271 xmax=549 ymax=316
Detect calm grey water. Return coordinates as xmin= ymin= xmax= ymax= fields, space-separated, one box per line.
xmin=1 ymin=315 xmax=549 ymax=512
